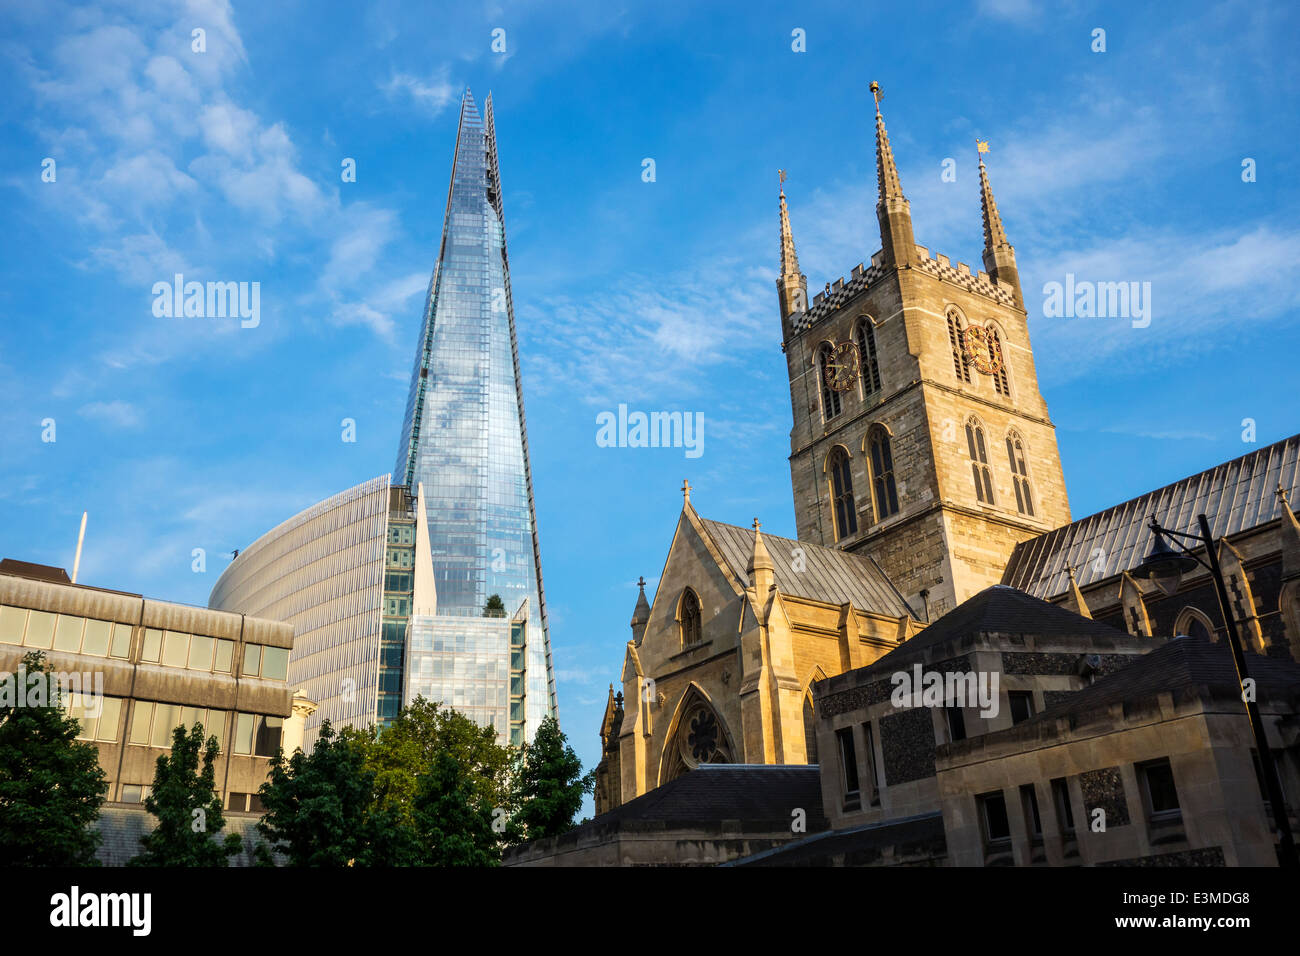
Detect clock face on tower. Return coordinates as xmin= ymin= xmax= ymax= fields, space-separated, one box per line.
xmin=961 ymin=323 xmax=1004 ymax=376
xmin=824 ymin=341 xmax=860 ymax=392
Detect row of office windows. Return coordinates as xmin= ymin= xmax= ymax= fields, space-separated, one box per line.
xmin=0 ymin=605 xmax=288 ymax=681
xmin=140 ymin=629 xmax=288 ymax=681
xmin=61 ymin=695 xmax=283 ymax=758
xmin=0 ymin=606 xmax=131 ymax=659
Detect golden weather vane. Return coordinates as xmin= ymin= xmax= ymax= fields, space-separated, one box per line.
xmin=869 ymin=80 xmax=883 ymax=111
xmin=976 ymin=139 xmax=990 ymax=158
xmin=779 ymin=169 xmax=787 ymax=185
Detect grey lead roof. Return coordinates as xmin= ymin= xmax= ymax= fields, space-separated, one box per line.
xmin=698 ymin=517 xmax=915 ymax=619
xmin=1002 ymin=433 xmax=1300 ymax=600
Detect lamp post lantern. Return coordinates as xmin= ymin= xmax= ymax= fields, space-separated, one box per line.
xmin=1133 ymin=512 xmax=1297 ymax=867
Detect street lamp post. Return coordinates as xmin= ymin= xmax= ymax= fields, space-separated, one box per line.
xmin=1133 ymin=512 xmax=1297 ymax=867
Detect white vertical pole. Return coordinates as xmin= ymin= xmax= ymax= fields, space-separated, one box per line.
xmin=71 ymin=511 xmax=87 ymax=584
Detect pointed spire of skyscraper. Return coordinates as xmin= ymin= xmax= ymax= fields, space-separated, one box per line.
xmin=776 ymin=170 xmax=808 ymax=339
xmin=870 ymin=82 xmax=917 ymax=268
xmin=977 ymin=141 xmax=1024 ymax=309
xmin=392 ymin=87 xmax=557 ymax=744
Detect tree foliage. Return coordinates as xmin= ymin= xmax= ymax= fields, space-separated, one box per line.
xmin=256 ymin=720 xmax=417 ymax=866
xmin=129 ymin=723 xmax=241 ymax=866
xmin=0 ymin=651 xmax=106 ymax=866
xmin=254 ymin=701 xmax=592 ymax=865
xmin=352 ymin=697 xmax=514 ymax=826
xmin=412 ymin=751 xmax=501 ymax=866
xmin=482 ymin=594 xmax=507 ymax=618
xmin=511 ymin=715 xmax=592 ymax=841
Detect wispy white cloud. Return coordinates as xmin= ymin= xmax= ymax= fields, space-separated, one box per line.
xmin=78 ymin=400 xmax=141 ymax=428
xmin=381 ymin=66 xmax=458 ymax=116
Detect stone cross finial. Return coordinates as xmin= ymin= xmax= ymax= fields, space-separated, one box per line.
xmin=1278 ymin=484 xmax=1291 ymax=508
xmin=637 ymin=575 xmax=646 ymax=590
xmin=682 ymin=479 xmax=691 ymax=505
xmin=753 ymin=518 xmax=761 ymax=531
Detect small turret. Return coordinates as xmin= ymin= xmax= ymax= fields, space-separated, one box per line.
xmin=747 ymin=519 xmax=775 ymax=596
xmin=630 ymin=575 xmax=651 ymax=643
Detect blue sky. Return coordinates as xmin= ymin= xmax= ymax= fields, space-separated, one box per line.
xmin=2 ymin=0 xmax=1299 ymax=797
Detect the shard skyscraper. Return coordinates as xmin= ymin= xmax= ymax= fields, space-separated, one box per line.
xmin=393 ymin=89 xmax=557 ymax=745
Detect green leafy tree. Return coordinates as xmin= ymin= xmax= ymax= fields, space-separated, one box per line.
xmin=0 ymin=651 xmax=106 ymax=865
xmin=482 ymin=594 xmax=507 ymax=618
xmin=256 ymin=720 xmax=417 ymax=866
xmin=511 ymin=715 xmax=592 ymax=841
xmin=129 ymin=723 xmax=241 ymax=866
xmin=412 ymin=751 xmax=501 ymax=866
xmin=354 ymin=698 xmax=514 ymax=827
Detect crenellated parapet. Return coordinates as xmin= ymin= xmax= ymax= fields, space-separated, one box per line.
xmin=913 ymin=247 xmax=1016 ymax=307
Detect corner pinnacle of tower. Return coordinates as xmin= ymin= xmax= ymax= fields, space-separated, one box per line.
xmin=978 ymin=142 xmax=1010 ymax=254
xmin=871 ymin=82 xmax=906 ymax=207
xmin=778 ymin=169 xmax=802 ymax=281
xmin=869 ymin=81 xmax=916 ymax=268
xmin=975 ymin=140 xmax=1022 ymax=307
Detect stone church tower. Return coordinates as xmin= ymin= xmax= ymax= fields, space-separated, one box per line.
xmin=780 ymin=86 xmax=1070 ymax=620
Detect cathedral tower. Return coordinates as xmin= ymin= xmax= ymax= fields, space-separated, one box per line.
xmin=781 ymin=87 xmax=1070 ymax=619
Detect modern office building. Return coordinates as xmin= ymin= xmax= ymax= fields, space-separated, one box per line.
xmin=211 ymin=88 xmax=557 ymax=749
xmin=392 ymin=88 xmax=556 ymax=742
xmin=0 ymin=558 xmax=310 ymax=824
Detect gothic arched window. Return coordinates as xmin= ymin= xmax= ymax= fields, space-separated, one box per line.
xmin=1005 ymin=431 xmax=1034 ymax=517
xmin=827 ymin=446 xmax=858 ymax=540
xmin=679 ymin=588 xmax=702 ymax=647
xmin=1175 ymin=606 xmax=1215 ymax=642
xmin=867 ymin=426 xmax=900 ymax=520
xmin=855 ymin=317 xmax=882 ymax=395
xmin=965 ymin=417 xmax=995 ymax=504
xmin=946 ymin=309 xmax=972 ymax=384
xmin=990 ymin=327 xmax=1010 ymax=396
xmin=818 ymin=344 xmax=842 ymax=421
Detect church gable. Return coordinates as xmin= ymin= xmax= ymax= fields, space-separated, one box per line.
xmin=636 ymin=508 xmax=746 ymax=671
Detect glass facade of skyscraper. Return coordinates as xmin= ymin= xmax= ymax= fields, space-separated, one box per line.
xmin=393 ymin=90 xmax=557 ymax=741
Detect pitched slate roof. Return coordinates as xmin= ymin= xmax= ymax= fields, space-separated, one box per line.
xmin=863 ymin=585 xmax=1132 ymax=671
xmin=1031 ymin=633 xmax=1300 ymax=720
xmin=726 ymin=811 xmax=946 ymax=867
xmin=1002 ymin=433 xmax=1300 ymax=600
xmin=697 ymin=517 xmax=914 ymax=619
xmin=573 ymin=764 xmax=826 ymax=834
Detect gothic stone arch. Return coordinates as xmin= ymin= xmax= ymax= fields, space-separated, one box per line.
xmin=656 ymin=682 xmax=736 ymax=787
